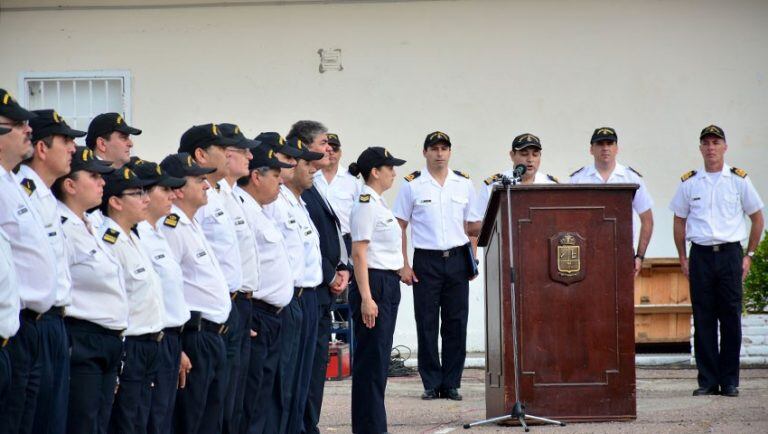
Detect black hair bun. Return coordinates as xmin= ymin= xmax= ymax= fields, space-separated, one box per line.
xmin=348 ymin=162 xmax=361 ymax=177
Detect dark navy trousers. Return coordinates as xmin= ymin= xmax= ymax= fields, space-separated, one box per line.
xmin=287 ymin=289 xmax=318 ymax=434
xmin=0 ymin=313 xmax=42 ymax=434
xmin=225 ymin=295 xmax=252 ymax=434
xmin=147 ymin=329 xmax=181 ymax=434
xmin=65 ymin=318 xmax=123 ymax=434
xmin=303 ymin=287 xmax=332 ymax=434
xmin=276 ymin=296 xmax=302 ymax=434
xmin=32 ymin=311 xmax=70 ymax=434
xmin=0 ymin=345 xmax=10 ymax=410
xmin=412 ymin=247 xmax=470 ymax=392
xmin=173 ymin=328 xmax=227 ymax=434
xmin=109 ymin=335 xmax=161 ymax=434
xmin=350 ymin=269 xmax=401 ymax=434
xmin=241 ymin=301 xmax=282 ymax=434
xmin=689 ymin=242 xmax=744 ymax=389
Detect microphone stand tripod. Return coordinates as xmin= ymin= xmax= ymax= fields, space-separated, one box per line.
xmin=464 ymin=175 xmax=565 ymax=432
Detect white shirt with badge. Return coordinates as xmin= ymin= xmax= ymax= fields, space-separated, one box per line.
xmin=100 ymin=217 xmax=165 ymax=336
xmin=218 ymin=179 xmax=259 ymax=294
xmin=281 ymin=185 xmax=323 ymax=288
xmin=58 ymin=202 xmax=128 ymax=330
xmin=392 ymin=167 xmax=478 ymax=251
xmin=350 ymin=185 xmax=404 ymax=271
xmin=262 ymin=187 xmax=306 ymax=288
xmin=195 ymin=183 xmax=243 ymax=294
xmin=313 ymin=168 xmax=362 ymax=236
xmin=235 ymin=187 xmax=294 ymax=308
xmin=569 ymin=163 xmax=653 ymax=214
xmin=669 ymin=165 xmax=764 ymax=245
xmin=136 ymin=221 xmax=190 ymax=329
xmin=17 ymin=164 xmax=72 ymax=308
xmin=470 ymin=170 xmax=558 ymax=222
xmin=0 ymin=227 xmax=20 ymax=339
xmin=0 ymin=166 xmax=57 ymax=314
xmin=160 ymin=205 xmax=231 ymax=324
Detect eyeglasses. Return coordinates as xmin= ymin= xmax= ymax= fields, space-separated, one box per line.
xmin=121 ymin=189 xmax=148 ymax=198
xmin=328 ymin=146 xmax=340 ymax=153
xmin=0 ymin=120 xmax=29 ymax=129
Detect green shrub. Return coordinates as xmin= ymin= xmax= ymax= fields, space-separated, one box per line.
xmin=744 ymin=231 xmax=768 ymax=313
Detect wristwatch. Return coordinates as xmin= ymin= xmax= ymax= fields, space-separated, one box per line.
xmin=634 ymin=254 xmax=644 ymax=261
xmin=746 ymin=251 xmax=755 ymax=258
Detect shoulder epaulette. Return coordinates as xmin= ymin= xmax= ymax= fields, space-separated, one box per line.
xmin=484 ymin=173 xmax=502 ymax=185
xmin=163 ymin=213 xmax=180 ymax=228
xmin=453 ymin=170 xmax=470 ymax=179
xmin=547 ymin=174 xmax=560 ymax=184
xmin=570 ymin=167 xmax=585 ymax=177
xmin=627 ymin=166 xmax=643 ymax=177
xmin=359 ymin=194 xmax=371 ymax=203
xmin=102 ymin=228 xmax=119 ymax=244
xmin=20 ymin=178 xmax=36 ymax=196
xmin=60 ymin=216 xmax=68 ymax=224
xmin=731 ymin=167 xmax=748 ymax=178
xmin=680 ymin=170 xmax=697 ymax=182
xmin=404 ymin=171 xmax=421 ymax=182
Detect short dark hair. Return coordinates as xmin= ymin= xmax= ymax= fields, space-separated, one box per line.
xmin=52 ymin=170 xmax=81 ymax=201
xmin=86 ymin=131 xmax=113 ymax=150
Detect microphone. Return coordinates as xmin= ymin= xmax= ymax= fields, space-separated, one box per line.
xmin=513 ymin=164 xmax=527 ymax=179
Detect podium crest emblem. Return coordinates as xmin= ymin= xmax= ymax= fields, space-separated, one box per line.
xmin=549 ymin=231 xmax=586 ymax=284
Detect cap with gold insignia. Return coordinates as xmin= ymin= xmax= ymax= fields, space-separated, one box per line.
xmin=86 ymin=112 xmax=142 ymax=149
xmin=590 ymin=127 xmax=618 ymax=144
xmin=353 ymin=146 xmax=406 ymax=173
xmin=248 ymin=145 xmax=295 ymax=171
xmin=160 ymin=152 xmax=217 ymax=178
xmin=284 ymin=136 xmax=324 ymax=161
xmin=218 ymin=123 xmax=262 ymax=149
xmin=424 ymin=131 xmax=452 ymax=149
xmin=0 ymin=88 xmax=36 ymax=121
xmin=102 ymin=166 xmax=157 ymax=204
xmin=255 ymin=132 xmax=303 ymax=158
xmin=512 ymin=133 xmax=542 ymax=151
xmin=700 ymin=124 xmax=725 ymax=141
xmin=327 ymin=133 xmax=341 ymax=147
xmin=70 ymin=146 xmax=115 ymax=174
xmin=128 ymin=158 xmax=186 ymax=189
xmin=29 ymin=109 xmax=86 ymax=142
xmin=179 ymin=123 xmax=240 ymax=154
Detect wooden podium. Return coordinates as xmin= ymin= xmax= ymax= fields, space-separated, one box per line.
xmin=477 ymin=184 xmax=637 ymax=423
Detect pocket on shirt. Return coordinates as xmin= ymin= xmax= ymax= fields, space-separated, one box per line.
xmin=263 ymin=228 xmax=282 ymax=244
xmin=129 ymin=265 xmax=150 ymax=281
xmin=718 ymin=193 xmax=741 ymax=217
xmin=451 ymin=196 xmax=469 ymax=219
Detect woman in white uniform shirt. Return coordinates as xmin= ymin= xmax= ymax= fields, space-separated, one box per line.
xmin=52 ymin=146 xmax=128 ymax=434
xmin=347 ymin=147 xmax=406 ymax=434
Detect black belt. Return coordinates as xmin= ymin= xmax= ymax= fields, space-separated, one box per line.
xmin=43 ymin=306 xmax=66 ymax=318
xmin=294 ymin=286 xmax=315 ymax=298
xmin=163 ymin=325 xmax=184 ymax=335
xmin=21 ymin=308 xmax=44 ymax=321
xmin=183 ymin=312 xmax=229 ymax=335
xmin=231 ymin=291 xmax=252 ymax=301
xmin=692 ymin=242 xmax=741 ymax=253
xmin=65 ymin=317 xmax=124 ymax=337
xmin=252 ymin=299 xmax=284 ymax=315
xmin=127 ymin=331 xmax=165 ymax=342
xmin=343 ymin=233 xmax=352 ymax=242
xmin=415 ymin=244 xmax=466 ymax=258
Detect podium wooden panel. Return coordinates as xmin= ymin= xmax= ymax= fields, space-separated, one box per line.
xmin=478 ymin=184 xmax=637 ymax=423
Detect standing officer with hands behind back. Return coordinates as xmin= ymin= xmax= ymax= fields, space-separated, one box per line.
xmin=670 ymin=125 xmax=764 ymax=398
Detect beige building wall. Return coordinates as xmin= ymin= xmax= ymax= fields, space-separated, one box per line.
xmin=2 ymin=0 xmax=766 ymax=352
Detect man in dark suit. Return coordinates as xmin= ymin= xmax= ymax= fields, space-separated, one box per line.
xmin=288 ymin=120 xmax=350 ymax=434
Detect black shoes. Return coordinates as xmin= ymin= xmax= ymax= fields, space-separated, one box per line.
xmin=421 ymin=389 xmax=439 ymax=400
xmin=721 ymin=385 xmax=739 ymax=397
xmin=692 ymin=386 xmax=719 ymax=396
xmin=442 ymin=388 xmax=463 ymax=401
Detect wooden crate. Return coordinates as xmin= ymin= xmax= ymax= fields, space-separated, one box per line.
xmin=634 ymin=258 xmax=692 ymax=344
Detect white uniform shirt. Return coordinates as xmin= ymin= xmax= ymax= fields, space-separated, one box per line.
xmin=17 ymin=165 xmax=72 ymax=307
xmin=100 ymin=218 xmax=165 ymax=336
xmin=0 ymin=166 xmax=57 ymax=314
xmin=137 ymin=221 xmax=190 ymax=328
xmin=350 ymin=185 xmax=404 ymax=271
xmin=669 ymin=165 xmax=764 ymax=245
xmin=569 ymin=163 xmax=653 ymax=214
xmin=161 ymin=205 xmax=231 ymax=324
xmin=235 ymin=188 xmax=294 ymax=308
xmin=0 ymin=228 xmax=20 ymax=339
xmin=313 ymin=168 xmax=362 ymax=235
xmin=58 ymin=203 xmax=128 ymax=330
xmin=470 ymin=170 xmax=557 ymax=222
xmin=392 ymin=168 xmax=478 ymax=250
xmin=262 ymin=188 xmax=305 ymax=287
xmin=281 ymin=185 xmax=323 ymax=287
xmin=218 ymin=180 xmax=259 ymax=293
xmin=195 ymin=184 xmax=243 ymax=293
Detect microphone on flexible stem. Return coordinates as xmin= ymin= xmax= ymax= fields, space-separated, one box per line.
xmin=501 ymin=164 xmax=527 ymax=186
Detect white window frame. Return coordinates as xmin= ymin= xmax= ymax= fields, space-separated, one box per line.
xmin=17 ymin=70 xmax=133 ymax=125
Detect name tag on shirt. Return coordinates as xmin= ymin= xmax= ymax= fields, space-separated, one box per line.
xmin=153 ymin=253 xmax=166 ymax=261
xmin=234 ymin=217 xmax=246 ymax=226
xmin=134 ymin=267 xmax=146 ymax=274
xmin=16 ymin=205 xmax=29 ymax=216
xmin=196 ymin=250 xmax=208 ymax=259
xmin=214 ymin=209 xmax=225 ymax=218
xmin=418 ymin=199 xmax=432 ymax=204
